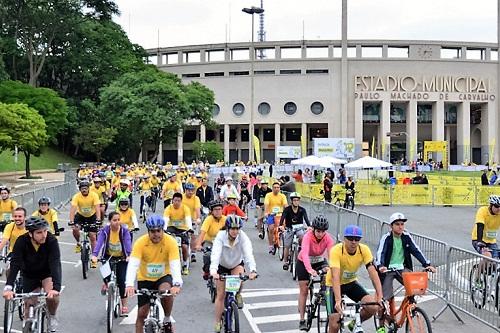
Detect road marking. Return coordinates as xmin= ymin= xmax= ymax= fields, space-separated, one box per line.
xmin=61 ymin=260 xmax=79 ymax=266
xmin=58 ymin=241 xmax=75 ymax=246
xmin=0 ymin=280 xmax=5 ymax=284
xmin=120 ymin=303 xmax=176 ymax=325
xmin=242 ymin=289 xmax=299 ymax=298
xmin=0 ymin=328 xmax=22 ymax=332
xmin=246 ymin=300 xmax=297 ymax=309
xmin=253 ymin=312 xmax=327 ymax=325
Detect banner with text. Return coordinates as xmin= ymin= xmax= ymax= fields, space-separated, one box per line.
xmin=313 ymin=138 xmax=355 ymax=159
xmin=277 ymin=146 xmax=302 ymax=159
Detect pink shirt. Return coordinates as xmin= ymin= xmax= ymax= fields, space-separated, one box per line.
xmin=298 ymin=230 xmax=335 ymax=274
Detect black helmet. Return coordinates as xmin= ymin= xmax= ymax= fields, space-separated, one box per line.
xmin=25 ymin=216 xmax=49 ymax=232
xmin=79 ymin=180 xmax=90 ymax=189
xmin=312 ymin=214 xmax=329 ymax=231
xmin=38 ymin=197 xmax=51 ymax=205
xmin=209 ymin=200 xmax=223 ymax=211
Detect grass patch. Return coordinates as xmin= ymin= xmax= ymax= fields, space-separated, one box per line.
xmin=0 ymin=147 xmax=81 ymax=173
xmin=425 ymin=171 xmax=481 ymax=178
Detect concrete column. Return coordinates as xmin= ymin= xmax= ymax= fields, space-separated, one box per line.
xmin=156 ymin=52 xmax=162 ymax=66
xmin=406 ymin=100 xmax=418 ymax=162
xmin=177 ymin=129 xmax=183 ymax=163
xmin=354 ymin=98 xmax=363 ymax=158
xmin=138 ymin=147 xmax=143 ymax=163
xmin=200 ymin=124 xmax=206 ymax=142
xmin=237 ymin=127 xmax=242 ymax=161
xmin=382 ymin=45 xmax=388 ymax=58
xmin=224 ymin=48 xmax=230 ymax=61
xmin=301 ymin=45 xmax=307 ymax=59
xmin=379 ymin=100 xmax=391 ymax=161
xmin=301 ymin=123 xmax=308 ymax=156
xmin=431 ymin=100 xmax=445 ymax=162
xmin=259 ymin=126 xmax=264 ymax=160
xmin=274 ymin=123 xmax=281 ymax=163
xmin=200 ymin=49 xmax=206 ymax=63
xmin=275 ymin=46 xmax=281 ymax=59
xmin=224 ymin=124 xmax=230 ymax=162
xmin=340 ymin=0 xmax=348 ymax=137
xmin=457 ymin=101 xmax=471 ymax=164
xmin=481 ymin=101 xmax=497 ymax=164
xmin=158 ymin=139 xmax=163 ymax=164
xmin=177 ymin=51 xmax=183 ymax=64
xmin=328 ymin=45 xmax=334 ymax=58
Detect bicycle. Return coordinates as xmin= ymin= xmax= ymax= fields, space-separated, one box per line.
xmin=343 ymin=190 xmax=355 ymax=210
xmin=374 ymin=269 xmax=433 ymax=333
xmin=202 ymin=247 xmax=217 ymax=303
xmin=469 ymin=248 xmax=500 ymax=311
xmin=3 ymin=259 xmax=24 ymax=332
xmin=0 ymin=219 xmax=10 ymax=276
xmin=10 ymin=292 xmax=49 ymax=333
xmin=305 ymin=270 xmax=328 ymax=332
xmin=99 ymin=257 xmax=127 ymax=333
xmin=285 ymin=224 xmax=305 ymax=280
xmin=167 ymin=229 xmax=193 ymax=275
xmin=135 ymin=289 xmax=173 ymax=333
xmin=70 ymin=222 xmax=100 ymax=280
xmin=339 ymin=299 xmax=381 ymax=333
xmin=218 ymin=274 xmax=256 ymax=333
xmin=266 ymin=213 xmax=284 ymax=258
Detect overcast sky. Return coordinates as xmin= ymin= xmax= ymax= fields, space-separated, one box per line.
xmin=113 ymin=0 xmax=497 ymax=49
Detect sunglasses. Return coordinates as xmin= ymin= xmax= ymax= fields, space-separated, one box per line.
xmin=345 ymin=236 xmax=362 ymax=242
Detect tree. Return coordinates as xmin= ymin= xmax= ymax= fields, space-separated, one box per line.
xmin=0 ymin=102 xmax=48 ymax=177
xmin=73 ymin=122 xmax=117 ymax=162
xmin=0 ymin=80 xmax=68 ymax=141
xmin=192 ymin=141 xmax=223 ymax=163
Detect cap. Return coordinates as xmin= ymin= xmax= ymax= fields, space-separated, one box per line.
xmin=389 ymin=212 xmax=407 ymax=224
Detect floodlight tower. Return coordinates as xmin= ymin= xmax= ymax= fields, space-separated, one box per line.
xmin=257 ymin=0 xmax=266 ymax=59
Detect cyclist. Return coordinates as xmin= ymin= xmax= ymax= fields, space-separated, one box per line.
xmin=323 ymin=171 xmax=334 ymax=203
xmin=183 ymin=182 xmax=202 ymax=263
xmin=32 ymin=197 xmax=61 ymax=237
xmin=92 ymin=211 xmax=132 ymax=316
xmin=114 ymin=179 xmax=133 ymax=207
xmin=161 ymin=172 xmax=183 ymax=209
xmin=210 ymin=215 xmax=257 ymax=333
xmin=196 ymin=176 xmax=214 ymax=212
xmin=195 ymin=200 xmax=227 ymax=280
xmin=139 ymin=175 xmax=154 ymax=218
xmin=163 ymin=192 xmax=193 ymax=275
xmin=222 ymin=193 xmax=247 ymax=218
xmin=117 ymin=198 xmax=139 ymax=239
xmin=344 ymin=175 xmax=356 ymax=208
xmin=472 ymin=194 xmax=500 ymax=259
xmin=326 ymin=225 xmax=383 ymax=333
xmin=69 ymin=180 xmax=101 ymax=263
xmin=0 ymin=185 xmax=17 ymax=223
xmin=125 ymin=215 xmax=182 ymax=333
xmin=264 ymin=182 xmax=288 ymax=254
xmin=3 ymin=216 xmax=61 ymax=332
xmin=296 ymin=215 xmax=334 ymax=331
xmin=238 ymin=174 xmax=252 ymax=211
xmin=255 ymin=179 xmax=272 ymax=239
xmin=214 ymin=172 xmax=225 ymax=194
xmin=90 ymin=177 xmax=108 ymax=219
xmin=0 ymin=207 xmax=27 ymax=271
xmin=280 ymin=192 xmax=310 ymax=271
xmin=219 ymin=177 xmax=240 ymax=202
xmin=375 ymin=212 xmax=436 ymax=302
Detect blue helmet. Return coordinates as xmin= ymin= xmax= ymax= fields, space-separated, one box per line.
xmin=225 ymin=215 xmax=243 ymax=229
xmin=185 ymin=182 xmax=195 ymax=190
xmin=344 ymin=225 xmax=363 ymax=238
xmin=145 ymin=215 xmax=165 ymax=230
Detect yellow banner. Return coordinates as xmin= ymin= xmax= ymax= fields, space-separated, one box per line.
xmin=253 ymin=135 xmax=261 ymax=164
xmin=433 ymin=186 xmax=475 ymax=206
xmin=392 ymin=185 xmax=432 ymax=205
xmin=301 ymin=135 xmax=307 ymax=158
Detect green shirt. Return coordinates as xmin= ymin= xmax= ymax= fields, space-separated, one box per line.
xmin=388 ymin=236 xmax=404 ymax=270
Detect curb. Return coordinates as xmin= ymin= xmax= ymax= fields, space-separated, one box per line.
xmin=0 ymin=169 xmax=58 ymax=177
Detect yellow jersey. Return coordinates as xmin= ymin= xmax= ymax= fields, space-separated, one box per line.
xmin=264 ymin=192 xmax=288 ymax=216
xmin=163 ymin=204 xmax=191 ymax=230
xmin=139 ymin=181 xmax=153 ymax=195
xmin=326 ymin=243 xmax=373 ymax=286
xmin=150 ymin=176 xmax=160 ymax=187
xmin=107 ymin=229 xmax=123 ymax=257
xmin=200 ymin=215 xmax=227 ymax=242
xmin=90 ymin=185 xmax=107 ymax=204
xmin=182 ymin=194 xmax=201 ymax=219
xmin=32 ymin=209 xmax=58 ymax=233
xmin=0 ymin=199 xmax=18 ymax=221
xmin=162 ymin=181 xmax=182 ymax=200
xmin=187 ymin=177 xmax=199 ymax=188
xmin=118 ymin=208 xmax=138 ymax=230
xmin=2 ymin=222 xmax=27 ymax=253
xmin=130 ymin=233 xmax=180 ymax=281
xmin=71 ymin=192 xmax=100 ymax=217
xmin=472 ymin=206 xmax=500 ymax=243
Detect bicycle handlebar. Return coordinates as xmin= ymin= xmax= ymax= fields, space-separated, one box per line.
xmin=134 ymin=289 xmax=173 ymax=298
xmin=218 ymin=274 xmax=259 ymax=281
xmin=11 ymin=292 xmax=48 ymax=300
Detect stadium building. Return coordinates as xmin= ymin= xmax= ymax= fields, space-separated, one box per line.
xmin=143 ymin=38 xmax=499 ymax=165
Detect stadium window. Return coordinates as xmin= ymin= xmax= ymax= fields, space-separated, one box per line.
xmin=263 ymin=128 xmax=275 ymax=141
xmin=286 ymin=128 xmax=301 ymax=141
xmin=183 ymin=130 xmax=197 ymax=143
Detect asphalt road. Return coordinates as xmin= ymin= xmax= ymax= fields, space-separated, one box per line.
xmin=0 ymin=196 xmax=497 ymax=332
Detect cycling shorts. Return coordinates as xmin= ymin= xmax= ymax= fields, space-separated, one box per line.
xmin=325 ymin=281 xmax=369 ymax=314
xmin=296 ymin=258 xmax=328 ymax=281
xmin=266 ymin=215 xmax=279 ymax=225
xmin=472 ymin=241 xmax=499 ymax=258
xmin=23 ymin=275 xmax=52 ymax=293
xmin=137 ymin=275 xmax=173 ymax=307
xmin=74 ymin=213 xmax=98 ymax=232
xmin=217 ymin=261 xmax=244 ymax=275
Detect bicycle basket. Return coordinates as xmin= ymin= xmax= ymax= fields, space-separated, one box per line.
xmin=402 ymin=272 xmax=428 ymax=296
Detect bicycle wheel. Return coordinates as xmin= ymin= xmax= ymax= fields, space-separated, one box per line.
xmin=469 ymin=263 xmax=487 ymax=309
xmin=210 ymin=282 xmax=217 ymax=303
xmin=22 ymin=319 xmax=33 ymax=333
xmin=17 ymin=298 xmax=24 ymax=321
xmin=229 ymin=301 xmax=240 ymax=333
xmin=292 ymin=246 xmax=298 ymax=280
xmin=113 ymin=286 xmax=121 ymax=318
xmin=347 ymin=197 xmax=355 ymax=210
xmin=107 ymin=287 xmax=114 ymax=333
xmin=3 ymin=299 xmax=14 ymax=333
xmin=144 ymin=321 xmax=158 ymax=333
xmin=151 ymin=195 xmax=157 ymax=213
xmin=316 ymin=299 xmax=324 ymax=333
xmin=81 ymin=244 xmax=89 ymax=279
xmin=334 ymin=199 xmax=343 ymax=211
xmin=305 ymin=303 xmax=315 ymax=331
xmin=278 ymin=232 xmax=285 ymax=261
xmin=405 ymin=307 xmax=432 ymax=333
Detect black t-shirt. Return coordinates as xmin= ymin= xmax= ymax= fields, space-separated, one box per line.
xmin=256 ymin=187 xmax=272 ymax=206
xmin=280 ymin=206 xmax=310 ymax=228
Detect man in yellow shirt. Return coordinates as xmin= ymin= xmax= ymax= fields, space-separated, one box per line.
xmin=69 ymin=181 xmax=101 ymax=258
xmin=32 ymin=197 xmax=60 ymax=236
xmin=264 ymin=182 xmax=288 ymax=254
xmin=163 ymin=193 xmax=192 ymax=275
xmin=183 ymin=183 xmax=201 ymax=263
xmin=117 ymin=198 xmax=139 ymax=239
xmin=0 ymin=207 xmax=27 ymax=254
xmin=472 ymin=194 xmax=500 ymax=258
xmin=161 ymin=173 xmax=182 ymax=209
xmin=125 ymin=215 xmax=181 ymax=333
xmin=325 ymin=225 xmax=382 ymax=333
xmin=195 ymin=200 xmax=226 ymax=280
xmin=0 ymin=186 xmax=18 ymax=223
xmin=90 ymin=177 xmax=107 ymax=221
xmin=138 ymin=175 xmax=154 ymax=218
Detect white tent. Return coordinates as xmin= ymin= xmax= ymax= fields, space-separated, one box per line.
xmin=345 ymin=156 xmax=392 ymax=169
xmin=291 ymin=155 xmax=333 ymax=168
xmin=319 ymin=156 xmax=348 ymax=165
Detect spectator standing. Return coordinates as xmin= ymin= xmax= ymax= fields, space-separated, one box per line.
xmin=481 ymin=169 xmax=489 ymax=186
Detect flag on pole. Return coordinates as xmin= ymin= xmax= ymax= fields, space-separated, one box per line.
xmin=371 ymin=137 xmax=375 ymax=157
xmin=253 ymin=135 xmax=261 ymax=164
xmin=300 ymin=135 xmax=307 ymax=157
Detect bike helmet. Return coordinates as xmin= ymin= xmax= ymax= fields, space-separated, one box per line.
xmin=79 ymin=180 xmax=90 ymax=189
xmin=489 ymin=194 xmax=500 ymax=206
xmin=227 ymin=193 xmax=237 ymax=200
xmin=38 ymin=197 xmax=51 ymax=205
xmin=289 ymin=192 xmax=301 ymax=199
xmin=225 ymin=215 xmax=243 ymax=229
xmin=119 ymin=179 xmax=130 ymax=186
xmin=93 ymin=177 xmax=102 ymax=183
xmin=344 ymin=224 xmax=363 ymax=238
xmin=209 ymin=200 xmax=223 ymax=211
xmin=312 ymin=214 xmax=329 ymax=231
xmin=25 ymin=216 xmax=49 ymax=232
xmin=118 ymin=198 xmax=130 ymax=206
xmin=225 ymin=177 xmax=233 ymax=182
xmin=185 ymin=183 xmax=195 ymax=190
xmin=145 ymin=215 xmax=165 ymax=230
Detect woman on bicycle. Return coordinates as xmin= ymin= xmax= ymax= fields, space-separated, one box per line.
xmin=116 ymin=198 xmax=139 ymax=239
xmin=91 ymin=211 xmax=132 ymax=316
xmin=296 ymin=215 xmax=334 ymax=331
xmin=210 ymin=215 xmax=257 ymax=333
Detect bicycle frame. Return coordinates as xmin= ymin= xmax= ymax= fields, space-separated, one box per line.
xmin=16 ymin=292 xmax=48 ymax=333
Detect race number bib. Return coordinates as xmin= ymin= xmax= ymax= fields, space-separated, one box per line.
xmin=1 ymin=213 xmax=12 ymax=221
xmin=108 ymin=242 xmax=122 ymax=254
xmin=309 ymin=256 xmax=324 ymax=264
xmin=225 ymin=276 xmax=242 ymax=293
xmin=167 ymin=190 xmax=175 ymax=197
xmin=272 ymin=207 xmax=280 ymax=214
xmin=292 ymin=224 xmax=304 ymax=231
xmin=342 ymin=271 xmax=357 ymax=280
xmin=81 ymin=207 xmax=92 ymax=215
xmin=146 ymin=263 xmax=165 ymax=278
xmin=486 ymin=231 xmax=497 ymax=239
xmin=171 ymin=220 xmax=183 ymax=228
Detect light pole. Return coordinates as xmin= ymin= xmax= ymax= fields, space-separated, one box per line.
xmin=242 ymin=6 xmax=264 ymax=163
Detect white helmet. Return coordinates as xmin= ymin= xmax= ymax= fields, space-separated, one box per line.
xmin=489 ymin=195 xmax=500 ymax=206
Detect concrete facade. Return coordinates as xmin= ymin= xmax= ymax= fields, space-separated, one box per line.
xmin=144 ymin=39 xmax=499 ymax=165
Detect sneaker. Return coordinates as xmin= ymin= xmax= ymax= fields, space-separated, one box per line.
xmin=90 ymin=261 xmax=97 ymax=269
xmin=299 ymin=319 xmax=307 ymax=331
xmin=283 ymin=263 xmax=289 ymax=271
xmin=121 ymin=306 xmax=129 ymax=317
xmin=236 ymin=292 xmax=244 ymax=309
xmin=47 ymin=315 xmax=58 ymax=332
xmin=74 ymin=244 xmax=81 ymax=253
xmin=202 ymin=271 xmax=210 ymax=281
xmin=163 ymin=321 xmax=174 ymax=333
xmin=376 ymin=327 xmax=387 ymax=333
xmin=191 ymin=253 xmax=197 ymax=263
xmin=214 ymin=322 xmax=222 ymax=333
xmin=268 ymin=245 xmax=274 ymax=254
xmin=182 ymin=266 xmax=189 ymax=275
xmin=258 ymin=232 xmax=264 ymax=239
xmin=100 ymin=283 xmax=108 ymax=296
